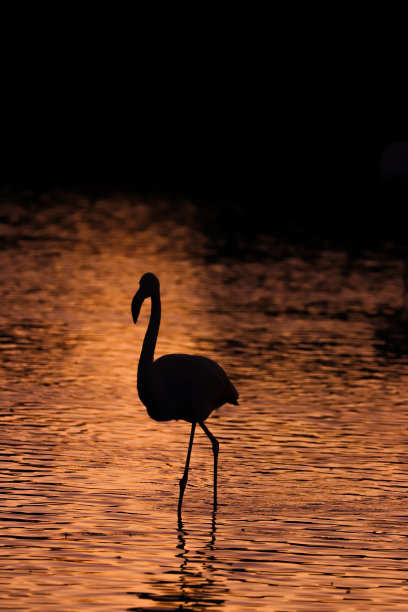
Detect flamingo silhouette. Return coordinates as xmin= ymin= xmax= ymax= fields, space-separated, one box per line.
xmin=131 ymin=273 xmax=239 ymax=514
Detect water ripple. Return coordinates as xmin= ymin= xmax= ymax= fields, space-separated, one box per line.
xmin=1 ymin=195 xmax=408 ymax=610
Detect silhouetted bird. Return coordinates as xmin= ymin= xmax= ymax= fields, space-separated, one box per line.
xmin=131 ymin=273 xmax=239 ymax=514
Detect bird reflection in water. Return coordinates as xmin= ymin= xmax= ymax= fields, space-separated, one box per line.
xmin=174 ymin=512 xmax=226 ymax=610
xmin=132 ymin=512 xmax=226 ymax=610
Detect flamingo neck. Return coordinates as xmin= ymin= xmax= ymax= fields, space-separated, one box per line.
xmin=137 ymin=292 xmax=161 ymax=402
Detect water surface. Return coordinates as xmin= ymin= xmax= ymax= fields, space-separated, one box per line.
xmin=1 ymin=194 xmax=408 ymax=610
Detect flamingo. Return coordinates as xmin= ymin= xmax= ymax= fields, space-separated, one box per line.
xmin=131 ymin=272 xmax=239 ymax=514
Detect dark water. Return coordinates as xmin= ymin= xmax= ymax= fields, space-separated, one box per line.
xmin=1 ymin=194 xmax=408 ymax=610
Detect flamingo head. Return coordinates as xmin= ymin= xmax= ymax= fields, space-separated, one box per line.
xmin=131 ymin=273 xmax=160 ymax=323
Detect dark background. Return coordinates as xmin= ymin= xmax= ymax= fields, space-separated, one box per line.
xmin=1 ymin=2 xmax=408 ymax=245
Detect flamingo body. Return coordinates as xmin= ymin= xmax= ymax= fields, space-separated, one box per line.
xmin=145 ymin=353 xmax=238 ymax=423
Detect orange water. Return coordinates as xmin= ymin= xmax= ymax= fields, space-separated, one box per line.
xmin=1 ymin=194 xmax=408 ymax=610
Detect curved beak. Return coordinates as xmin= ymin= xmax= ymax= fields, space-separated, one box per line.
xmin=131 ymin=289 xmax=144 ymax=324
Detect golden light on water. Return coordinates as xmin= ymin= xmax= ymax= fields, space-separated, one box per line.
xmin=1 ymin=195 xmax=408 ymax=610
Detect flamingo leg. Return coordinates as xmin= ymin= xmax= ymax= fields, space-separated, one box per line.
xmin=199 ymin=422 xmax=219 ymax=509
xmin=178 ymin=422 xmax=196 ymax=515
